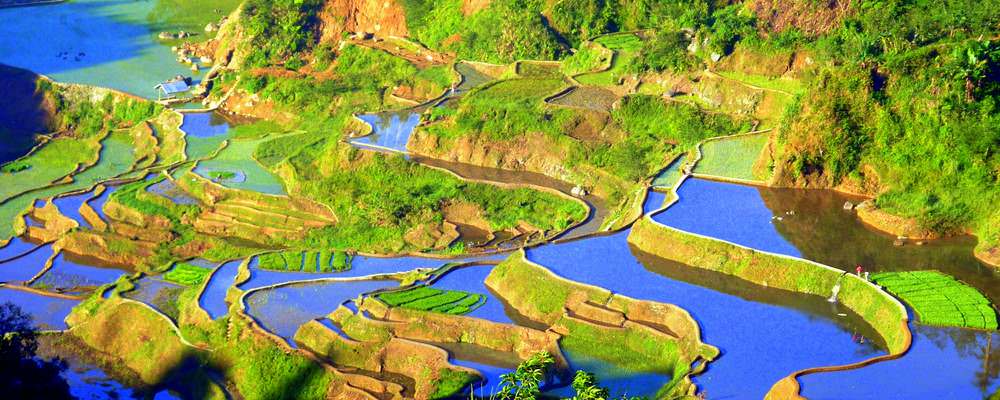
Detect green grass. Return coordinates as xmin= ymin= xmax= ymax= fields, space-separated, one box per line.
xmin=715 ymin=71 xmax=804 ymax=95
xmin=871 ymin=271 xmax=997 ymax=329
xmin=163 ymin=262 xmax=213 ymax=286
xmin=196 ymin=137 xmax=287 ymax=194
xmin=695 ymin=133 xmax=769 ymax=181
xmin=0 ymin=131 xmax=138 ymax=241
xmin=0 ymin=136 xmax=101 ymax=202
xmin=575 ymin=51 xmax=637 ymax=86
xmin=376 ymin=286 xmax=485 ymax=315
xmin=594 ymin=33 xmax=644 ymax=51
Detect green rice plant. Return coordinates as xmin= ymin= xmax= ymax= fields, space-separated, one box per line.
xmin=872 ymin=270 xmax=997 ymax=329
xmin=257 ymin=253 xmax=287 ymax=271
xmin=281 ymin=252 xmax=303 ymax=271
xmin=318 ymin=251 xmax=333 ymax=273
xmin=377 ymin=287 xmax=442 ymax=306
xmin=594 ymin=33 xmax=643 ymax=51
xmin=331 ymin=251 xmax=351 ymax=271
xmin=163 ymin=262 xmax=213 ymax=286
xmin=695 ymin=134 xmax=770 ymax=181
xmin=404 ymin=291 xmax=468 ymax=311
xmin=303 ymin=252 xmax=318 ymax=273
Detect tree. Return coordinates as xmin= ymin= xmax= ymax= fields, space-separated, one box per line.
xmin=496 ymin=351 xmax=555 ymax=400
xmin=0 ymin=302 xmax=71 ymax=399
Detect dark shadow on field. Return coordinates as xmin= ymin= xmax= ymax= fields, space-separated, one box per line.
xmin=0 ymin=64 xmax=52 ymax=164
xmin=153 ymin=350 xmax=232 ymax=400
xmin=0 ymin=0 xmax=155 ymax=77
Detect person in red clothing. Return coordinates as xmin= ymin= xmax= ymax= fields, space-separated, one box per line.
xmin=856 ymin=264 xmax=863 ymax=277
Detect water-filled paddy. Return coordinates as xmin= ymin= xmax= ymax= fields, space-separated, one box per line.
xmin=652 ymin=178 xmax=802 ymax=257
xmin=800 ymin=325 xmax=1000 ymax=399
xmin=33 ymin=252 xmax=124 ymax=293
xmin=53 ymin=191 xmax=93 ymax=228
xmin=181 ymin=112 xmax=233 ymax=160
xmin=246 ymin=279 xmax=397 ymax=345
xmin=350 ymin=112 xmax=422 ymax=153
xmin=192 ymin=138 xmax=287 ymax=195
xmin=0 ymin=243 xmax=53 ymax=282
xmin=124 ymin=277 xmax=184 ymax=318
xmin=0 ymin=287 xmax=78 ymax=330
xmin=0 ymin=0 xmax=193 ymax=98
xmin=525 ymin=230 xmax=879 ymax=398
xmin=427 ymin=265 xmax=512 ymax=324
xmin=198 ymin=259 xmax=241 ymax=319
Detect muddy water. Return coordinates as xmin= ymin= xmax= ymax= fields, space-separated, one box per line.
xmin=412 ymin=156 xmax=608 ymax=240
xmin=756 ymin=185 xmax=1000 ymax=305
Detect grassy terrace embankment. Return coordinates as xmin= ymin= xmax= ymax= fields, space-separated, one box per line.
xmin=483 ymin=250 xmax=718 ymax=397
xmin=628 ymin=215 xmax=911 ymax=398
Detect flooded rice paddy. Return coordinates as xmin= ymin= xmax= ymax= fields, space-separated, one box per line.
xmin=350 ymin=112 xmax=422 ymax=153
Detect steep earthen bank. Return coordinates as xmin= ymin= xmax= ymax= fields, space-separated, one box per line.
xmin=484 ymin=251 xmax=718 ymax=397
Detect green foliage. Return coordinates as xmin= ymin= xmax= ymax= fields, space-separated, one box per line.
xmin=0 ymin=161 xmax=30 ymax=174
xmin=240 ymin=0 xmax=323 ymax=68
xmin=163 ymin=262 xmax=213 ymax=286
xmin=402 ymin=0 xmax=564 ymax=63
xmin=630 ymin=31 xmax=696 ymax=73
xmin=561 ymin=45 xmax=609 ymax=76
xmin=334 ymin=45 xmax=419 ymax=91
xmin=496 ymin=352 xmax=554 ymax=400
xmin=548 ymin=0 xmax=618 ymax=46
xmin=433 ymin=78 xmax=570 ymax=141
xmin=594 ymin=95 xmax=746 ymax=180
xmin=112 ymin=99 xmax=161 ymax=127
xmin=430 ymin=368 xmax=477 ymax=399
xmin=376 ymin=286 xmax=485 ymax=315
xmin=871 ymin=271 xmax=997 ymax=329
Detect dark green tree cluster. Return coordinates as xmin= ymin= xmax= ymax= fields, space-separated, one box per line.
xmin=240 ymin=0 xmax=324 ymax=68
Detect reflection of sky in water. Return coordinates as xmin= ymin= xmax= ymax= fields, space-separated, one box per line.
xmin=180 ymin=112 xmax=231 ymax=138
xmin=33 ymin=252 xmax=123 ymax=292
xmin=350 ymin=112 xmax=421 ymax=153
xmin=246 ymin=279 xmax=396 ymax=346
xmin=801 ymin=325 xmax=1000 ymax=399
xmin=525 ymin=230 xmax=872 ymax=399
xmin=198 ymin=260 xmax=241 ymax=320
xmin=123 ymin=277 xmax=182 ymax=315
xmin=652 ymin=178 xmax=802 ymax=257
xmin=0 ymin=0 xmax=193 ymax=98
xmin=0 ymin=287 xmax=78 ymax=330
xmin=53 ymin=191 xmax=93 ymax=229
xmin=0 ymin=243 xmax=53 ymax=282
xmin=429 ymin=265 xmax=512 ymax=324
xmin=0 ymin=236 xmax=41 ymax=261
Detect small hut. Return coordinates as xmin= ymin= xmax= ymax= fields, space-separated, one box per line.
xmin=154 ymin=76 xmax=191 ymax=100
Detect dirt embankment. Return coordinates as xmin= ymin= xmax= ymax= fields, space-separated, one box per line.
xmin=748 ymin=0 xmax=854 ymax=37
xmin=318 ymin=0 xmax=409 ymax=43
xmin=408 ymin=130 xmax=576 ymax=186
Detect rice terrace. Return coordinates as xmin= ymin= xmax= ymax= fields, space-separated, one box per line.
xmin=0 ymin=0 xmax=998 ymax=399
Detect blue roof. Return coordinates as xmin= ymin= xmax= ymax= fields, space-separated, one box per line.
xmin=158 ymin=80 xmax=189 ymax=95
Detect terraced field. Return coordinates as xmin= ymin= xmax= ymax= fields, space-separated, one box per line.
xmin=695 ymin=133 xmax=769 ymax=182
xmin=872 ymin=271 xmax=997 ymax=329
xmin=377 ymin=286 xmax=486 ymax=315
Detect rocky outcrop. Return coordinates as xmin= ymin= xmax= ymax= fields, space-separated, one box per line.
xmin=317 ymin=0 xmax=409 ymax=44
xmin=748 ymin=0 xmax=854 ymax=36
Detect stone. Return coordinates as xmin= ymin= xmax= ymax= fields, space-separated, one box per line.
xmin=158 ymin=32 xmax=176 ymax=40
xmin=710 ymin=52 xmax=722 ymax=62
xmin=205 ymin=22 xmax=218 ymax=32
xmin=571 ymin=186 xmax=587 ymax=197
xmin=843 ymin=201 xmax=855 ymax=210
